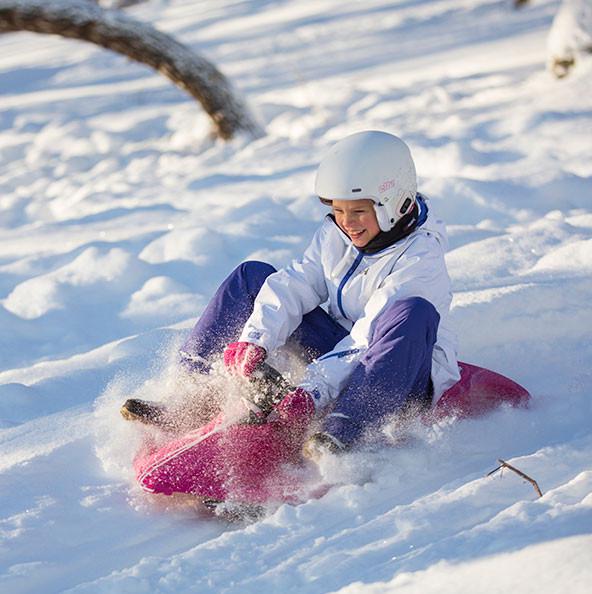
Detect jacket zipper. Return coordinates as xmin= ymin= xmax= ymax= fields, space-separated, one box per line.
xmin=336 ymin=251 xmax=363 ymax=320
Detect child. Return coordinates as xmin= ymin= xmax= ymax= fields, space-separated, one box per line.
xmin=178 ymin=130 xmax=460 ymax=456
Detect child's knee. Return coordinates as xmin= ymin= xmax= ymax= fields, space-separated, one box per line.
xmin=237 ymin=260 xmax=276 ymax=278
xmin=373 ymin=297 xmax=439 ymax=339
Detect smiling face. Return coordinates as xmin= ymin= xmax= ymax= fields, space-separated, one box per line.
xmin=331 ymin=199 xmax=381 ymax=247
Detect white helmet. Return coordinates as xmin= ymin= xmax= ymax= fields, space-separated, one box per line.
xmin=315 ymin=130 xmax=417 ymax=232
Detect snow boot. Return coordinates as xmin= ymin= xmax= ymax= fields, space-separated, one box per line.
xmin=302 ymin=431 xmax=345 ymax=461
xmin=120 ymin=398 xmax=170 ymax=428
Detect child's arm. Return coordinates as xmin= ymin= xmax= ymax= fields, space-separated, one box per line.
xmin=238 ymin=224 xmax=329 ymax=352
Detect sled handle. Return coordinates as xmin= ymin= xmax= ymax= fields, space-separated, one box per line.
xmin=257 ymin=362 xmax=293 ymax=391
xmin=244 ymin=362 xmax=295 ymax=423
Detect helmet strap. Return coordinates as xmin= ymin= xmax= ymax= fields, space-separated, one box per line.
xmin=361 ymin=201 xmax=421 ymax=254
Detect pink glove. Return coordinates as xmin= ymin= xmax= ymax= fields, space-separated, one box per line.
xmin=275 ymin=387 xmax=316 ymax=428
xmin=223 ymin=341 xmax=266 ymax=377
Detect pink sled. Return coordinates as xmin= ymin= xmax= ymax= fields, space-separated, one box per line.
xmin=133 ymin=362 xmax=530 ymax=506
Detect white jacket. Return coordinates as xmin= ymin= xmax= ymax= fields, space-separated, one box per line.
xmin=239 ymin=198 xmax=460 ymax=408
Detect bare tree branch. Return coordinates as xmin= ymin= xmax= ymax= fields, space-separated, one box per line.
xmin=95 ymin=1 xmax=147 ymax=8
xmin=0 ymin=0 xmax=262 ymax=140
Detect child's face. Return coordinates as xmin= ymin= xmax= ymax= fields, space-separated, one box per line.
xmin=332 ymin=199 xmax=381 ymax=247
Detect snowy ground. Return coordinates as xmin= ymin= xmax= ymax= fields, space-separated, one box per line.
xmin=1 ymin=0 xmax=591 ymax=592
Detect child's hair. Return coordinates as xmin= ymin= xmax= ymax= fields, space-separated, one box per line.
xmin=319 ymin=197 xmax=333 ymax=206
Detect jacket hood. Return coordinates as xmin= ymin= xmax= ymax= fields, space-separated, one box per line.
xmin=419 ymin=198 xmax=449 ymax=252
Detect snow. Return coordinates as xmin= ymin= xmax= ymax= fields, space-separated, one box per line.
xmin=338 ymin=534 xmax=592 ymax=594
xmin=547 ymin=0 xmax=592 ymax=74
xmin=0 ymin=0 xmax=591 ymax=593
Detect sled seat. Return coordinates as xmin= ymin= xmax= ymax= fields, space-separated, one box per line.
xmin=433 ymin=361 xmax=530 ymax=419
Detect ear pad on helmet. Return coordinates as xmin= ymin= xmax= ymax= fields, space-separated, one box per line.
xmin=374 ymin=203 xmax=393 ymax=232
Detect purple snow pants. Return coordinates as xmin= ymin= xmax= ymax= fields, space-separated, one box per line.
xmin=181 ymin=261 xmax=439 ymax=447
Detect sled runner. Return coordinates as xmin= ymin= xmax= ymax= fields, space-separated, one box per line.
xmin=126 ymin=362 xmax=530 ymax=512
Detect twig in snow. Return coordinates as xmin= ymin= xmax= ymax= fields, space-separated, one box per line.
xmin=487 ymin=459 xmax=543 ymax=498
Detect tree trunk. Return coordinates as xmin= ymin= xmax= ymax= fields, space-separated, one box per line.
xmin=0 ymin=0 xmax=262 ymax=140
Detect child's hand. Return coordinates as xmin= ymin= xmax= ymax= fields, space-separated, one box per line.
xmin=275 ymin=387 xmax=316 ymax=427
xmin=223 ymin=341 xmax=266 ymax=377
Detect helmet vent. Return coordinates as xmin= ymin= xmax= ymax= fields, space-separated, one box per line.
xmin=400 ymin=197 xmax=412 ymax=214
xmin=351 ymin=188 xmax=362 ymax=193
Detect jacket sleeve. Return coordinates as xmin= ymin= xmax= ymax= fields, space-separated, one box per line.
xmin=238 ymin=225 xmax=329 ymax=352
xmin=300 ymin=234 xmax=452 ymax=409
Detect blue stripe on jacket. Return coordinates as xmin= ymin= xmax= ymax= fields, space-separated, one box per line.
xmin=335 ymin=195 xmax=427 ymax=321
xmin=318 ymin=348 xmax=360 ymax=361
xmin=336 ymin=251 xmax=364 ymax=320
